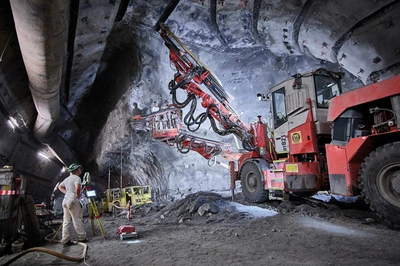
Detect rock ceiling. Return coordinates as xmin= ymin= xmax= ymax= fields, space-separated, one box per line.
xmin=0 ymin=0 xmax=399 ymax=201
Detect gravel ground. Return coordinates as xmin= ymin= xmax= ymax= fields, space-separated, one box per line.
xmin=1 ymin=192 xmax=399 ymax=266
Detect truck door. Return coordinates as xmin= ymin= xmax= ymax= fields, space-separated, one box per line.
xmin=272 ymin=87 xmax=289 ymax=153
xmin=313 ymin=73 xmax=342 ymax=136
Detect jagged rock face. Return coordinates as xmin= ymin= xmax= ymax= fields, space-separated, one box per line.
xmin=0 ymin=1 xmax=399 ymax=202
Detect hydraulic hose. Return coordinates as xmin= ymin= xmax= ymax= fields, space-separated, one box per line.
xmin=174 ymin=132 xmax=224 ymax=161
xmin=208 ymin=155 xmax=217 ymax=167
xmin=206 ymin=103 xmax=239 ymax=136
xmin=2 ymin=244 xmax=88 ymax=266
xmin=175 ymin=133 xmax=191 ymax=154
xmin=206 ymin=103 xmax=255 ymax=151
xmin=189 ymin=138 xmax=204 ymax=149
xmin=169 ymin=77 xmax=255 ymax=151
xmin=170 ymin=80 xmax=208 ymax=132
xmin=183 ymin=98 xmax=207 ymax=132
xmin=169 ymin=79 xmax=194 ymax=108
xmin=2 ymin=220 xmax=89 ymax=266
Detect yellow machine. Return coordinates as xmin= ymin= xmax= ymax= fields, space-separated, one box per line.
xmin=101 ymin=185 xmax=152 ymax=213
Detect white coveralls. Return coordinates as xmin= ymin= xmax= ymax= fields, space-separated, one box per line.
xmin=60 ymin=174 xmax=86 ymax=244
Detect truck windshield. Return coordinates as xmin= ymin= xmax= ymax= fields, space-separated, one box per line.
xmin=314 ymin=74 xmax=341 ymax=108
xmin=272 ymin=87 xmax=287 ymax=128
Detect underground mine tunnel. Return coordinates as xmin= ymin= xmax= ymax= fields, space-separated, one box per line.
xmin=1 ymin=0 xmax=400 ymax=262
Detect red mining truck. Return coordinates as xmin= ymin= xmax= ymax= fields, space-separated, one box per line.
xmin=152 ymin=24 xmax=400 ymax=228
xmin=260 ymin=69 xmax=400 ymax=228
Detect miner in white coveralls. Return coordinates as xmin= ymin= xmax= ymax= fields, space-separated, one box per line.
xmin=58 ymin=163 xmax=87 ymax=246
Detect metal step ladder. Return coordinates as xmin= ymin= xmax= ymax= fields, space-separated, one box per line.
xmin=268 ymin=159 xmax=289 ymax=200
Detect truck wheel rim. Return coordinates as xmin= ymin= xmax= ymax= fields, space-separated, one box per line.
xmin=245 ymin=172 xmax=258 ymax=193
xmin=377 ymin=162 xmax=400 ymax=208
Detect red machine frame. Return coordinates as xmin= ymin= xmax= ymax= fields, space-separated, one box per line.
xmin=325 ymin=75 xmax=400 ymax=196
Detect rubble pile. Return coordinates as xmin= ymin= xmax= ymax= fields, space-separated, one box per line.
xmin=112 ymin=191 xmax=380 ymax=227
xmin=129 ymin=192 xmax=254 ymax=225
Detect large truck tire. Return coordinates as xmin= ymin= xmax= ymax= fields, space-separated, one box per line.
xmin=359 ymin=142 xmax=400 ymax=229
xmin=240 ymin=160 xmax=269 ymax=203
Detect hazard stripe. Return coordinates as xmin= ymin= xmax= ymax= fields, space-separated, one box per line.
xmin=0 ymin=190 xmax=24 ymax=195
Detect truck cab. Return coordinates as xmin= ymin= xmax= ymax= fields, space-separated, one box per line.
xmin=269 ymin=68 xmax=343 ymax=155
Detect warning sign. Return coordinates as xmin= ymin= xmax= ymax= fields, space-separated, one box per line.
xmin=286 ymin=164 xmax=298 ymax=173
xmin=291 ymin=131 xmax=302 ymax=144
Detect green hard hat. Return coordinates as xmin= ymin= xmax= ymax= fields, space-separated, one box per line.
xmin=67 ymin=163 xmax=82 ymax=173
